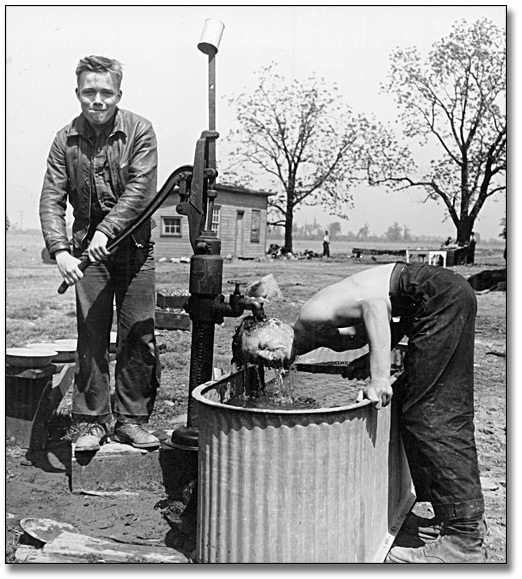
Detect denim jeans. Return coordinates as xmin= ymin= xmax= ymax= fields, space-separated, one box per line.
xmin=72 ymin=240 xmax=160 ymax=424
xmin=390 ymin=263 xmax=484 ymax=521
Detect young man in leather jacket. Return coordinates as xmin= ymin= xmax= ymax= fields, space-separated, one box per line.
xmin=40 ymin=55 xmax=160 ymax=452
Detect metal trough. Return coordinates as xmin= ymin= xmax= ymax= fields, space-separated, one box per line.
xmin=193 ymin=363 xmax=415 ymax=563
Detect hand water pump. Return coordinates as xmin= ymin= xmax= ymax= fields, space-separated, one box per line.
xmin=170 ymin=19 xmax=265 ymax=450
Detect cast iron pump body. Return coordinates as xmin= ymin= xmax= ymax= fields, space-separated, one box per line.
xmin=171 ymin=129 xmax=265 ymax=450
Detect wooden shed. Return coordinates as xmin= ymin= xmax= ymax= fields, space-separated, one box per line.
xmin=151 ymin=183 xmax=273 ymax=260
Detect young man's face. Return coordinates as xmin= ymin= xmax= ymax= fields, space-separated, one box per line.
xmin=76 ymin=71 xmax=121 ymax=129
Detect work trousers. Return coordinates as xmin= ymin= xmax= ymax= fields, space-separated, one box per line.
xmin=390 ymin=262 xmax=484 ymax=521
xmin=72 ymin=240 xmax=160 ymax=424
xmin=322 ymin=242 xmax=330 ymax=257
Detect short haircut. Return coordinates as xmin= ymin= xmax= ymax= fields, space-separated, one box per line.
xmin=76 ymin=55 xmax=123 ymax=88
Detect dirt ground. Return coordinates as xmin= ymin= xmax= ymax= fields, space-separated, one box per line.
xmin=4 ymin=233 xmax=507 ymax=563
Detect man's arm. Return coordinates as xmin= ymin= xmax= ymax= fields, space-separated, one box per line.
xmin=39 ymin=133 xmax=72 ymax=257
xmin=342 ymin=318 xmax=407 ymax=382
xmin=358 ymin=299 xmax=393 ymax=409
xmin=293 ymin=294 xmax=394 ymax=409
xmin=40 ymin=132 xmax=84 ymax=285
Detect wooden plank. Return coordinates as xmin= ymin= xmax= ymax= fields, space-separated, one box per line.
xmin=70 ymin=433 xmax=185 ymax=494
xmin=15 ymin=546 xmax=81 ymax=563
xmin=71 ymin=450 xmax=161 ymax=493
xmin=5 ymin=363 xmax=64 ymax=378
xmin=295 ymin=361 xmax=349 ymax=374
xmin=156 ymin=292 xmax=189 ymax=309
xmin=352 ymin=247 xmax=407 ymax=257
xmin=43 ymin=532 xmax=189 ymax=563
xmin=155 ymin=310 xmax=191 ymax=330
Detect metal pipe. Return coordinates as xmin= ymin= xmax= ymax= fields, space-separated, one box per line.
xmin=206 ymin=51 xmax=217 ymax=232
xmin=209 ymin=53 xmax=216 ymax=133
xmin=187 ymin=319 xmax=215 ymax=427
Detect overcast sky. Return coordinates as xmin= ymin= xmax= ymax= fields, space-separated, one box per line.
xmin=5 ymin=4 xmax=507 ymax=240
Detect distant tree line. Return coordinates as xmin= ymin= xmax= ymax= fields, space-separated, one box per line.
xmin=269 ymin=220 xmax=504 ymax=244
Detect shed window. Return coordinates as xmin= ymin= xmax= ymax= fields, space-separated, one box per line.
xmin=210 ymin=206 xmax=221 ymax=235
xmin=161 ymin=216 xmax=182 ymax=237
xmin=251 ymin=210 xmax=261 ymax=243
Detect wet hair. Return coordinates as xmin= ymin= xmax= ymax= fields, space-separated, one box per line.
xmin=231 ymin=316 xmax=294 ymax=369
xmin=76 ymin=55 xmax=123 ymax=88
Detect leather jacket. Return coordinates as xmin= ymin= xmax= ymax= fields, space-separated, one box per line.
xmin=39 ymin=108 xmax=157 ymax=257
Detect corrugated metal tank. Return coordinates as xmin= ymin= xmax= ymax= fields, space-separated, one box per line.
xmin=193 ymin=365 xmax=415 ymax=563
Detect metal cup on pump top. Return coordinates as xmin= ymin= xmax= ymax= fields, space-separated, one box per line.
xmin=198 ymin=18 xmax=225 ymax=54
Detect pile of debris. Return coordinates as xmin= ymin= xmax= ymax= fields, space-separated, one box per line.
xmin=13 ymin=518 xmax=190 ymax=563
xmin=467 ymin=268 xmax=507 ymax=293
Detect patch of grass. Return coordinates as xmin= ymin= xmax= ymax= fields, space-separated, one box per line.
xmin=7 ymin=301 xmax=48 ymax=320
xmin=159 ymin=352 xmax=191 ymax=373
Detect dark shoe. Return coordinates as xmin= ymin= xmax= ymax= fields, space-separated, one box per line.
xmin=74 ymin=423 xmax=108 ymax=453
xmin=113 ymin=423 xmax=160 ymax=449
xmin=402 ymin=513 xmax=443 ymax=542
xmin=386 ymin=531 xmax=487 ymax=563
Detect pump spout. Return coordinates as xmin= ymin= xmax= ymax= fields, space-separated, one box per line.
xmin=210 ymin=279 xmax=266 ymax=322
xmin=236 ymin=296 xmax=266 ymax=322
xmin=212 ymin=292 xmax=266 ymax=323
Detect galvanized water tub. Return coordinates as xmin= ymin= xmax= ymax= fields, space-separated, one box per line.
xmin=193 ymin=364 xmax=415 ymax=563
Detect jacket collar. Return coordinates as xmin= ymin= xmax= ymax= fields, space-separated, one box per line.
xmin=68 ymin=108 xmax=126 ymax=140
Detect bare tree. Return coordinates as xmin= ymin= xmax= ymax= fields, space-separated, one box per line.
xmin=367 ymin=18 xmax=506 ymax=245
xmin=221 ymin=63 xmax=370 ymax=253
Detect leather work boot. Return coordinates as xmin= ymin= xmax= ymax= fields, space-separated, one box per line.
xmin=113 ymin=422 xmax=160 ymax=449
xmin=74 ymin=423 xmax=108 ymax=453
xmin=386 ymin=517 xmax=487 ymax=563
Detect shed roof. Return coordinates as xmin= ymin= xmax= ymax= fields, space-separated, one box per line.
xmin=216 ymin=183 xmax=275 ymax=197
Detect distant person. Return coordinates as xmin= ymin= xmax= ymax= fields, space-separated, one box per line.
xmin=466 ymin=232 xmax=477 ymax=265
xmin=39 ymin=55 xmax=160 ymax=453
xmin=234 ymin=261 xmax=487 ymax=563
xmin=443 ymin=236 xmax=452 ymax=247
xmin=322 ymin=230 xmax=330 ymax=258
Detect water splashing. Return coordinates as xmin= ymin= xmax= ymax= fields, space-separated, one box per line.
xmin=228 ymin=362 xmax=319 ymax=410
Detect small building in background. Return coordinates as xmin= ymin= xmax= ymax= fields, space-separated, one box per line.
xmin=151 ymin=183 xmax=274 ymax=260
